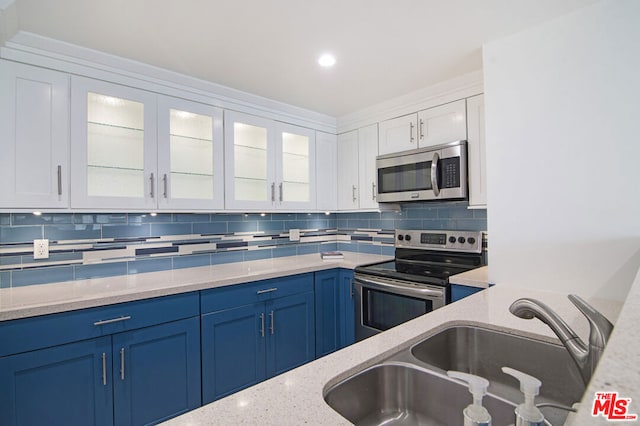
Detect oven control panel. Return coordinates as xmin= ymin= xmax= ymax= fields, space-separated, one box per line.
xmin=395 ymin=229 xmax=483 ymax=253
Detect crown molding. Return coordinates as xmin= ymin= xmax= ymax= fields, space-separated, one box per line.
xmin=337 ymin=69 xmax=484 ymax=134
xmin=2 ymin=31 xmax=337 ymax=133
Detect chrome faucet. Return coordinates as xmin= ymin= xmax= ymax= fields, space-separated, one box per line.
xmin=509 ymin=294 xmax=613 ymax=385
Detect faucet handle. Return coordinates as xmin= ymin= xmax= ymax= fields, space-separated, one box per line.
xmin=568 ymin=294 xmax=614 ymax=350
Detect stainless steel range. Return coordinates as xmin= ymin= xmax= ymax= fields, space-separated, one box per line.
xmin=354 ymin=229 xmax=484 ymax=341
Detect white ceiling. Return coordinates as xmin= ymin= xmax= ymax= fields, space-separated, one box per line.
xmin=8 ymin=0 xmax=597 ymax=117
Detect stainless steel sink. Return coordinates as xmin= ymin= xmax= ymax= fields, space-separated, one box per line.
xmin=324 ymin=325 xmax=586 ymax=425
xmin=324 ymin=362 xmax=516 ymax=426
xmin=410 ymin=326 xmax=584 ymax=406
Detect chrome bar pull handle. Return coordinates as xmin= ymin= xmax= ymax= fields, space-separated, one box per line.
xmin=149 ymin=173 xmax=155 ymax=198
xmin=260 ymin=312 xmax=265 ymax=337
xmin=269 ymin=310 xmax=275 ymax=335
xmin=256 ymin=287 xmax=278 ymax=294
xmin=419 ymin=118 xmax=425 ymax=140
xmin=431 ymin=152 xmax=440 ymax=197
xmin=120 ymin=348 xmax=125 ymax=380
xmin=279 ymin=182 xmax=283 ymax=202
xmin=271 ymin=182 xmax=275 ymax=202
xmin=352 ymin=185 xmax=357 ymax=202
xmin=163 ymin=173 xmax=168 ymax=198
xmin=371 ymin=183 xmax=376 ymax=200
xmin=57 ymin=165 xmax=62 ymax=196
xmin=93 ymin=316 xmax=131 ymax=326
xmin=409 ymin=122 xmax=415 ymax=143
xmin=102 ymin=352 xmax=107 ymax=386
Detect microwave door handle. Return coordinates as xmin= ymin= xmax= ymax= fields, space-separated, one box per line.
xmin=431 ymin=152 xmax=440 ymax=196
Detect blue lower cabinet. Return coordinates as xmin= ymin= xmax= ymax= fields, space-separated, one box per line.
xmin=112 ymin=317 xmax=201 ymax=426
xmin=201 ymin=274 xmax=315 ymax=404
xmin=450 ymin=284 xmax=484 ymax=303
xmin=0 ymin=336 xmax=114 ymax=426
xmin=201 ymin=304 xmax=266 ymax=403
xmin=266 ymin=291 xmax=315 ymax=377
xmin=0 ymin=293 xmax=201 ymax=426
xmin=314 ymin=269 xmax=355 ymax=359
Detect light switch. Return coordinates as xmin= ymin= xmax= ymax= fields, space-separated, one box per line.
xmin=289 ymin=229 xmax=300 ymax=241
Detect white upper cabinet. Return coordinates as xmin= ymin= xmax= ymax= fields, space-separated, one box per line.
xmin=157 ymin=96 xmax=224 ymax=210
xmin=416 ymin=99 xmax=467 ymax=148
xmin=378 ymin=99 xmax=468 ymax=155
xmin=378 ymin=113 xmax=417 ymax=155
xmin=337 ymin=124 xmax=379 ymax=211
xmin=337 ymin=130 xmax=359 ymax=210
xmin=315 ymin=132 xmax=338 ymax=211
xmin=224 ymin=111 xmax=316 ymax=211
xmin=357 ymin=124 xmax=379 ymax=210
xmin=71 ymin=76 xmax=158 ymax=210
xmin=0 ymin=60 xmax=70 ymax=209
xmin=466 ymin=94 xmax=487 ymax=208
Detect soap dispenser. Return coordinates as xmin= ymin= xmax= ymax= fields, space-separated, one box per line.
xmin=502 ymin=367 xmax=545 ymax=426
xmin=447 ymin=370 xmax=492 ymax=426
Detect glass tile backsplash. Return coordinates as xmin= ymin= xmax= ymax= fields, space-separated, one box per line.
xmin=0 ymin=201 xmax=486 ymax=288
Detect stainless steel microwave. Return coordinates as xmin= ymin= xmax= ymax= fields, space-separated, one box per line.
xmin=376 ymin=140 xmax=467 ymax=203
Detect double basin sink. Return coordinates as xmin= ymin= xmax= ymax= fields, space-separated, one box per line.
xmin=324 ymin=325 xmax=585 ymax=425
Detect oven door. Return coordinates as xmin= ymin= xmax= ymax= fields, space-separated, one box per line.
xmin=354 ymin=274 xmax=446 ymax=342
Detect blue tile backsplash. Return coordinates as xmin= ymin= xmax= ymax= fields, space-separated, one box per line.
xmin=0 ymin=202 xmax=486 ymax=288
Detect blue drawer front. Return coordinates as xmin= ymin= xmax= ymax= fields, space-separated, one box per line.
xmin=201 ymin=273 xmax=314 ymax=314
xmin=0 ymin=292 xmax=199 ymax=357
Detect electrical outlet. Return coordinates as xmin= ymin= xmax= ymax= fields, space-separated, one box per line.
xmin=33 ymin=239 xmax=49 ymax=260
xmin=289 ymin=229 xmax=300 ymax=241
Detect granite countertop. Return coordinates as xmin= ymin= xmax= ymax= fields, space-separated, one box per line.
xmin=0 ymin=252 xmax=391 ymax=321
xmin=163 ymin=268 xmax=638 ymax=426
xmin=449 ymin=265 xmax=490 ymax=288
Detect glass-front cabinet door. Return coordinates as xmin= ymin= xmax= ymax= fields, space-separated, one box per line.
xmin=224 ymin=111 xmax=276 ymax=210
xmin=276 ymin=123 xmax=315 ymax=210
xmin=224 ymin=111 xmax=316 ymax=211
xmin=71 ymin=76 xmax=157 ymax=209
xmin=157 ymin=96 xmax=224 ymax=210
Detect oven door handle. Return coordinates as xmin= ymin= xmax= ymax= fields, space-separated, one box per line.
xmin=354 ymin=276 xmax=444 ymax=300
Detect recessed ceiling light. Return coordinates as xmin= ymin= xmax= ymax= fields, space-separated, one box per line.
xmin=318 ymin=53 xmax=336 ymax=67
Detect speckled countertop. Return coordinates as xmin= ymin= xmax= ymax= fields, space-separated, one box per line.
xmin=0 ymin=252 xmax=391 ymax=321
xmin=163 ymin=268 xmax=638 ymax=426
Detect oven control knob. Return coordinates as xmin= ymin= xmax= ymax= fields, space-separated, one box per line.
xmin=398 ymin=234 xmax=404 ymax=241
xmin=468 ymin=237 xmax=476 ymax=245
xmin=458 ymin=237 xmax=466 ymax=244
xmin=405 ymin=234 xmax=412 ymax=241
xmin=448 ymin=236 xmax=457 ymax=243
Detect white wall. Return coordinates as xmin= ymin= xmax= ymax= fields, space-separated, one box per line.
xmin=483 ymin=0 xmax=640 ymax=301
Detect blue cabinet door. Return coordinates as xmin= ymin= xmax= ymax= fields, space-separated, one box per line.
xmin=314 ymin=270 xmax=342 ymax=358
xmin=112 ymin=317 xmax=201 ymax=426
xmin=339 ymin=270 xmax=356 ymax=347
xmin=450 ymin=284 xmax=483 ymax=303
xmin=314 ymin=269 xmax=355 ymax=358
xmin=0 ymin=336 xmax=113 ymax=426
xmin=266 ymin=291 xmax=315 ymax=377
xmin=201 ymin=304 xmax=265 ymax=404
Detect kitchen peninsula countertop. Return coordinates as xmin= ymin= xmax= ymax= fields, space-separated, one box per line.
xmin=0 ymin=252 xmax=391 ymax=321
xmin=163 ymin=268 xmax=637 ymax=426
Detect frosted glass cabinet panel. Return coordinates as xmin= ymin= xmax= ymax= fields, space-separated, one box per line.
xmin=233 ymin=122 xmax=269 ymax=202
xmin=280 ymin=132 xmax=310 ymax=203
xmin=71 ymin=76 xmax=157 ymax=209
xmin=157 ymin=96 xmax=224 ymax=210
xmin=224 ymin=111 xmax=316 ymax=211
xmin=86 ymin=94 xmax=145 ymax=198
